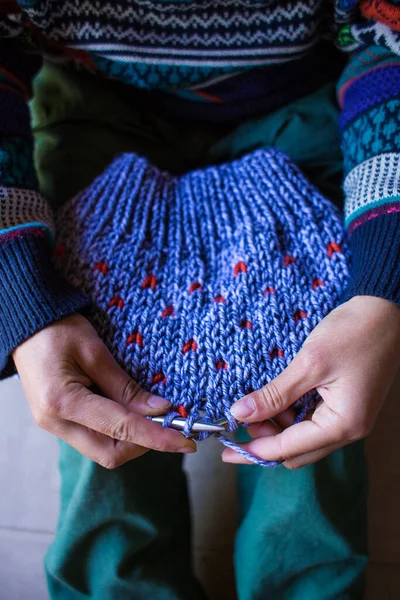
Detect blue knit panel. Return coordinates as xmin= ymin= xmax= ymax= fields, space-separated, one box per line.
xmin=340 ymin=212 xmax=400 ymax=305
xmin=0 ymin=136 xmax=38 ymax=189
xmin=339 ymin=65 xmax=400 ymax=130
xmin=53 ymin=149 xmax=351 ymax=463
xmin=0 ymin=230 xmax=89 ymax=378
xmin=90 ymin=55 xmax=235 ymax=90
xmin=341 ymin=99 xmax=400 ymax=175
xmin=337 ymin=46 xmax=399 ymax=92
xmin=0 ymin=89 xmax=32 ymax=137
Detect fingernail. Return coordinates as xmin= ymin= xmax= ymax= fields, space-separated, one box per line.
xmin=147 ymin=396 xmax=171 ymax=410
xmin=179 ymin=445 xmax=197 ymax=454
xmin=231 ymin=397 xmax=256 ymax=420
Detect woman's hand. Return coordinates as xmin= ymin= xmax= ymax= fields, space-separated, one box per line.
xmin=222 ymin=296 xmax=400 ymax=469
xmin=14 ymin=314 xmax=196 ymax=468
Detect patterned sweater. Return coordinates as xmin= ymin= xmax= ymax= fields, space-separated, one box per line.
xmin=0 ymin=0 xmax=399 ymax=375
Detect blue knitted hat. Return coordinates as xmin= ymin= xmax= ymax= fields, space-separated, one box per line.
xmin=53 ymin=149 xmax=350 ymax=466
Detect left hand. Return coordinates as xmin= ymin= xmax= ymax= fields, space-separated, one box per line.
xmin=222 ymin=296 xmax=400 ymax=469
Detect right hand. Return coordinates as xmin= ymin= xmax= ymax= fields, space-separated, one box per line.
xmin=13 ymin=314 xmax=196 ymax=468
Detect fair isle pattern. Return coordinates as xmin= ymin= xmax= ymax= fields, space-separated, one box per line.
xmin=53 ymin=149 xmax=350 ymax=467
xmin=343 ymin=153 xmax=400 ymax=227
xmin=88 ymin=57 xmax=236 ymax=90
xmin=0 ymin=186 xmax=54 ymax=237
xmin=340 ymin=20 xmax=400 ymax=53
xmin=341 ymin=98 xmax=400 ymax=174
xmin=337 ymin=45 xmax=400 ymax=99
xmin=19 ymin=0 xmax=324 ymax=67
xmin=338 ymin=64 xmax=400 ymax=129
xmin=0 ymin=136 xmax=38 ymax=188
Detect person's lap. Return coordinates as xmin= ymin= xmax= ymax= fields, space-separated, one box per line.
xmin=32 ymin=62 xmax=368 ymax=599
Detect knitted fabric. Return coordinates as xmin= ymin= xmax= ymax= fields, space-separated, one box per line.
xmin=53 ymin=148 xmax=350 ymax=466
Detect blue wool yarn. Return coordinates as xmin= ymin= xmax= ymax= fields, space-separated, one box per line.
xmin=53 ymin=149 xmax=350 ymax=467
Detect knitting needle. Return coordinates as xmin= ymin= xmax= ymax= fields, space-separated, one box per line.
xmin=152 ymin=416 xmax=229 ymax=433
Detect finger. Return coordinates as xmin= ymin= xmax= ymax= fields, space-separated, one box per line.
xmin=283 ymin=442 xmax=344 ymax=470
xmin=78 ymin=340 xmax=171 ymax=415
xmin=53 ymin=386 xmax=197 ymax=453
xmin=223 ymin=403 xmax=345 ymax=464
xmin=230 ymin=347 xmax=324 ymax=423
xmin=246 ymin=408 xmax=298 ymax=438
xmin=246 ymin=420 xmax=280 ymax=439
xmin=52 ymin=419 xmax=149 ymax=467
xmin=271 ymin=408 xmax=297 ymax=429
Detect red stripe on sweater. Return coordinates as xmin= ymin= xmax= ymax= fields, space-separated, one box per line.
xmin=361 ymin=0 xmax=400 ymax=31
xmin=0 ymin=65 xmax=29 ymax=99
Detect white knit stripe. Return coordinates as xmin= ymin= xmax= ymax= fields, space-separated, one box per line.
xmin=0 ymin=187 xmax=55 ymax=236
xmin=29 ymin=0 xmax=319 ymax=20
xmin=26 ymin=0 xmax=322 ymax=62
xmin=344 ymin=153 xmax=400 ymax=226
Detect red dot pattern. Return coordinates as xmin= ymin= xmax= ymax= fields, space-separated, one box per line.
xmin=183 ymin=339 xmax=197 ymax=354
xmin=216 ymin=359 xmax=228 ymax=371
xmin=327 ymin=242 xmax=342 ymax=258
xmin=94 ymin=261 xmax=108 ymax=275
xmin=263 ymin=287 xmax=276 ymax=295
xmin=141 ymin=273 xmax=157 ymax=290
xmin=189 ymin=282 xmax=203 ymax=293
xmin=177 ymin=405 xmax=188 ymax=418
xmin=127 ymin=331 xmax=143 ymax=347
xmin=234 ymin=261 xmax=247 ymax=276
xmin=284 ymin=255 xmax=296 ymax=267
xmin=108 ymin=296 xmax=125 ymax=310
xmin=152 ymin=372 xmax=167 ymax=385
xmin=293 ymin=309 xmax=307 ymax=322
xmin=312 ymin=278 xmax=324 ymax=290
xmin=270 ymin=347 xmax=284 ymax=360
xmin=162 ymin=305 xmax=175 ymax=318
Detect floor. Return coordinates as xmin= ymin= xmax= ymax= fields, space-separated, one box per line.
xmin=1 ymin=371 xmax=400 ymax=600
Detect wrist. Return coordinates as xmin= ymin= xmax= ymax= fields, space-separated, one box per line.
xmin=345 ymin=295 xmax=400 ymax=340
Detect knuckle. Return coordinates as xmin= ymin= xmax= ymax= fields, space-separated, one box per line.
xmin=277 ymin=434 xmax=291 ymax=463
xmin=99 ymin=455 xmax=121 ymax=470
xmin=330 ymin=410 xmax=358 ymax=441
xmin=149 ymin=438 xmax=170 ymax=453
xmin=349 ymin=419 xmax=372 ymax=442
xmin=284 ymin=460 xmax=301 ymax=471
xmin=38 ymin=391 xmax=62 ymax=419
xmin=110 ymin=416 xmax=134 ymax=443
xmin=121 ymin=378 xmax=143 ymax=407
xmin=32 ymin=407 xmax=48 ymax=429
xmin=258 ymin=381 xmax=286 ymax=414
xmin=297 ymin=345 xmax=325 ymax=379
xmin=150 ymin=442 xmax=165 ymax=453
xmin=84 ymin=342 xmax=107 ymax=371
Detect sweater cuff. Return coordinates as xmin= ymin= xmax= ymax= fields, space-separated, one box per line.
xmin=0 ymin=230 xmax=90 ymax=378
xmin=340 ymin=213 xmax=400 ymax=306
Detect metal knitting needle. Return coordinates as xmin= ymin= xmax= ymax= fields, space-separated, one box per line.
xmin=152 ymin=416 xmax=229 ymax=433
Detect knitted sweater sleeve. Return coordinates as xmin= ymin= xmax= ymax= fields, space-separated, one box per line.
xmin=336 ymin=0 xmax=400 ymax=305
xmin=0 ymin=5 xmax=88 ymax=378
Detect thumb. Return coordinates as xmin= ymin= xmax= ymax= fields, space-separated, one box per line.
xmin=230 ymin=349 xmax=321 ymax=423
xmin=79 ymin=338 xmax=171 ymax=416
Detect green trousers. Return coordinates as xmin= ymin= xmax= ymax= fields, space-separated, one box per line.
xmin=31 ymin=64 xmax=368 ymax=600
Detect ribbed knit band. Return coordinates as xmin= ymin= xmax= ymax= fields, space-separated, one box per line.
xmin=341 ymin=213 xmax=400 ymax=306
xmin=0 ymin=230 xmax=89 ymax=377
